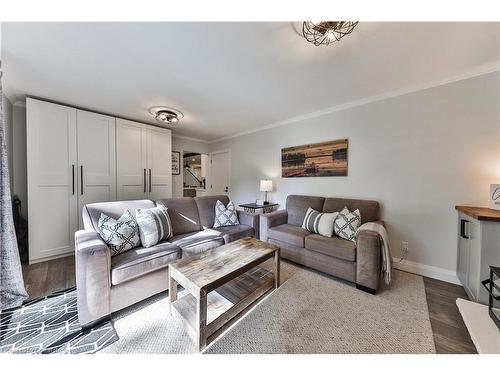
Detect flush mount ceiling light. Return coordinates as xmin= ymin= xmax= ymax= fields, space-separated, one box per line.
xmin=148 ymin=106 xmax=184 ymax=125
xmin=302 ymin=21 xmax=358 ymax=46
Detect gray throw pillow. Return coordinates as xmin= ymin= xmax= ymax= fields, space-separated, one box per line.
xmin=213 ymin=200 xmax=239 ymax=228
xmin=97 ymin=210 xmax=141 ymax=256
xmin=135 ymin=205 xmax=173 ymax=248
xmin=334 ymin=207 xmax=361 ymax=242
xmin=302 ymin=207 xmax=338 ymax=237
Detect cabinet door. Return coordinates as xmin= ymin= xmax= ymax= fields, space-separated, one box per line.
xmin=147 ymin=127 xmax=172 ymax=200
xmin=116 ymin=119 xmax=148 ymax=200
xmin=27 ymin=98 xmax=78 ymax=262
xmin=457 ymin=215 xmax=469 ymax=287
xmin=77 ymin=110 xmax=117 ymax=228
xmin=467 ymin=218 xmax=481 ymax=301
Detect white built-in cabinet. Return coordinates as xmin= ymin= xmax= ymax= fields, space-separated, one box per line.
xmin=456 ymin=207 xmax=500 ymax=304
xmin=27 ymin=98 xmax=172 ymax=263
xmin=116 ymin=119 xmax=172 ymax=201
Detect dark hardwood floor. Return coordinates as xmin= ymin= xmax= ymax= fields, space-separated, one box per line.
xmin=21 ymin=256 xmax=477 ymax=354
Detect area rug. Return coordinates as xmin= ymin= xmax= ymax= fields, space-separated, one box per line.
xmin=0 ymin=288 xmax=118 ymax=354
xmin=102 ymin=261 xmax=436 ymax=354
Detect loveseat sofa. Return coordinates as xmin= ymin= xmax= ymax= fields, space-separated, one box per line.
xmin=260 ymin=195 xmax=383 ymax=294
xmin=75 ymin=195 xmax=258 ymax=328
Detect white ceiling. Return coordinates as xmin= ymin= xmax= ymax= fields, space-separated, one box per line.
xmin=2 ymin=22 xmax=499 ymax=142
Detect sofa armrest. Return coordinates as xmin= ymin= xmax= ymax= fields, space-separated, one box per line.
xmin=355 ymin=221 xmax=385 ymax=293
xmin=237 ymin=210 xmax=260 ymax=239
xmin=75 ymin=229 xmax=112 ymax=328
xmin=259 ymin=209 xmax=288 ymax=242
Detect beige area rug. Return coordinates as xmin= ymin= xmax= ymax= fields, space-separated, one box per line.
xmin=101 ymin=261 xmax=435 ymax=354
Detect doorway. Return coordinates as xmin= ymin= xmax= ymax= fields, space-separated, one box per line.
xmin=182 ymin=151 xmax=208 ymax=197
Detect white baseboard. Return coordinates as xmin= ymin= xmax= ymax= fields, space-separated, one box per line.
xmin=392 ymin=257 xmax=461 ymax=285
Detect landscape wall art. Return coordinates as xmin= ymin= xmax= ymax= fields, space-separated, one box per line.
xmin=281 ymin=139 xmax=348 ymax=177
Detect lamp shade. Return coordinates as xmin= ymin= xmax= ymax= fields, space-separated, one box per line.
xmin=260 ymin=180 xmax=273 ymax=192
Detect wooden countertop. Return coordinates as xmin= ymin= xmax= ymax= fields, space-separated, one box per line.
xmin=455 ymin=206 xmax=500 ymax=222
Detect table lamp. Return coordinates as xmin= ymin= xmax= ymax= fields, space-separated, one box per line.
xmin=260 ymin=180 xmax=273 ymax=205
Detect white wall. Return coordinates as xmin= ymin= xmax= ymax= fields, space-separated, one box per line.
xmin=172 ymin=136 xmax=210 ymax=198
xmin=210 ymin=72 xmax=500 ymax=276
xmin=12 ymin=103 xmax=27 ymax=218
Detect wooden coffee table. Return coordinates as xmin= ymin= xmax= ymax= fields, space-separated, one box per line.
xmin=168 ymin=237 xmax=280 ymax=351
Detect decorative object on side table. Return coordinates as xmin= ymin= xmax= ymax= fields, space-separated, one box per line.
xmin=482 ymin=266 xmax=500 ymax=330
xmin=172 ymin=151 xmax=180 ymax=175
xmin=490 ymin=184 xmax=500 ymax=210
xmin=260 ymin=179 xmax=273 ymax=204
xmin=281 ymin=139 xmax=348 ymax=177
xmin=239 ymin=202 xmax=279 ymax=214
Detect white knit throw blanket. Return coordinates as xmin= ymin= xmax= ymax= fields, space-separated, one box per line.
xmin=356 ymin=222 xmax=392 ymax=285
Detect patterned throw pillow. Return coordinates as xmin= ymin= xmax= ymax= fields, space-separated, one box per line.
xmin=302 ymin=207 xmax=338 ymax=237
xmin=334 ymin=207 xmax=361 ymax=242
xmin=135 ymin=205 xmax=173 ymax=248
xmin=97 ymin=210 xmax=141 ymax=256
xmin=213 ymin=200 xmax=239 ymax=228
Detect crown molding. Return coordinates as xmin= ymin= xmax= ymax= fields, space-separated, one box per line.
xmin=208 ymin=62 xmax=500 ymax=144
xmin=13 ymin=101 xmax=26 ymax=107
xmin=172 ymin=133 xmax=211 ymax=144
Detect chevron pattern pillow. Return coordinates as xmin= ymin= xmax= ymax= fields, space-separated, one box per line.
xmin=135 ymin=205 xmax=173 ymax=248
xmin=213 ymin=200 xmax=239 ymax=228
xmin=302 ymin=207 xmax=338 ymax=237
xmin=97 ymin=210 xmax=141 ymax=256
xmin=334 ymin=207 xmax=361 ymax=242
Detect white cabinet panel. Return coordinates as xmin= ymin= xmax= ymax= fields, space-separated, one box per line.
xmin=27 ymin=98 xmax=78 ymax=262
xmin=77 ymin=110 xmax=116 ymax=228
xmin=116 ymin=119 xmax=148 ymax=200
xmin=147 ymin=127 xmax=172 ymax=200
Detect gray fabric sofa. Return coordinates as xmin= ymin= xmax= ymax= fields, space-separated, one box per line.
xmin=75 ymin=195 xmax=258 ymax=328
xmin=260 ymin=195 xmax=383 ymax=294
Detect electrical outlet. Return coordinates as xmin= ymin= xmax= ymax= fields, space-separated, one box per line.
xmin=401 ymin=241 xmax=409 ymax=256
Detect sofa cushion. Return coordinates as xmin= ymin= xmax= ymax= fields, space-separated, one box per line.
xmin=156 ymin=198 xmax=202 ymax=235
xmin=267 ymin=224 xmax=311 ymax=247
xmin=194 ymin=195 xmax=230 ymax=228
xmin=169 ymin=229 xmax=224 ymax=257
xmin=302 ymin=207 xmax=338 ymax=237
xmin=213 ymin=224 xmax=254 ymax=243
xmin=305 ymin=234 xmax=356 ymax=262
xmin=323 ymin=197 xmax=379 ymax=224
xmin=334 ymin=207 xmax=361 ymax=242
xmin=83 ymin=199 xmax=155 ymax=231
xmin=213 ymin=200 xmax=239 ymax=228
xmin=286 ymin=195 xmax=325 ymax=226
xmin=135 ymin=205 xmax=173 ymax=247
xmin=110 ymin=241 xmax=180 ymax=285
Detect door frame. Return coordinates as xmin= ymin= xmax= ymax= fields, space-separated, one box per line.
xmin=209 ymin=149 xmax=231 ymax=195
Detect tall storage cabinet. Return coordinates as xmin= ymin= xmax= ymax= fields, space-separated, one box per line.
xmin=27 ymin=99 xmax=78 ymax=262
xmin=27 ymin=99 xmax=172 ymax=263
xmin=116 ymin=119 xmax=172 ymax=201
xmin=456 ymin=206 xmax=500 ymax=305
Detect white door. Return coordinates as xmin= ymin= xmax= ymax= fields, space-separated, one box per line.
xmin=27 ymin=98 xmax=78 ymax=262
xmin=147 ymin=127 xmax=172 ymax=200
xmin=77 ymin=110 xmax=117 ymax=228
xmin=210 ymin=150 xmax=231 ymax=195
xmin=116 ymin=119 xmax=148 ymax=200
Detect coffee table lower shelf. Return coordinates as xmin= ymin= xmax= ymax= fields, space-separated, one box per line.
xmin=171 ymin=266 xmax=275 ymax=350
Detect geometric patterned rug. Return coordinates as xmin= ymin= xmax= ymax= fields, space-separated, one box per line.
xmin=0 ymin=288 xmax=117 ymax=354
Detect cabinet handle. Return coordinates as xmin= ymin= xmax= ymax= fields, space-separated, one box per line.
xmin=72 ymin=164 xmax=75 ymax=195
xmin=460 ymin=219 xmax=469 ymax=239
xmin=80 ymin=165 xmax=84 ymax=195
xmin=149 ymin=169 xmax=152 ymax=193
xmin=143 ymin=168 xmax=146 ymax=193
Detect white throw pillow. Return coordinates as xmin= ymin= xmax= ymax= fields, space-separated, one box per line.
xmin=135 ymin=205 xmax=173 ymax=248
xmin=97 ymin=210 xmax=141 ymax=256
xmin=302 ymin=207 xmax=338 ymax=237
xmin=213 ymin=200 xmax=239 ymax=228
xmin=334 ymin=207 xmax=361 ymax=242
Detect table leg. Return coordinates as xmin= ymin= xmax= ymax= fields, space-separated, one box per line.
xmin=168 ymin=273 xmax=178 ymax=315
xmin=196 ymin=289 xmax=208 ymax=352
xmin=274 ymin=249 xmax=280 ymax=288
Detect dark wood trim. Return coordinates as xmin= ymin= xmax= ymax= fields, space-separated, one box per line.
xmin=455 ymin=205 xmax=500 ymax=222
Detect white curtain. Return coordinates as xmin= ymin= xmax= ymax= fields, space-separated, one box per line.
xmin=0 ymin=70 xmax=28 ymax=310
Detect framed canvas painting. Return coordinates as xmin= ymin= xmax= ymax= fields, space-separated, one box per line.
xmin=172 ymin=151 xmax=181 ymax=175
xmin=281 ymin=139 xmax=348 ymax=177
